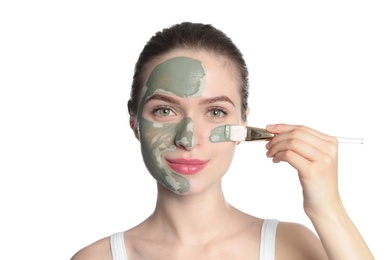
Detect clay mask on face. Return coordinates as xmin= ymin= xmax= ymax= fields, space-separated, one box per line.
xmin=138 ymin=57 xmax=206 ymax=194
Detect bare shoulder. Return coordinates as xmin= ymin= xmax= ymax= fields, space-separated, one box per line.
xmin=70 ymin=236 xmax=111 ymax=260
xmin=275 ymin=221 xmax=328 ymax=260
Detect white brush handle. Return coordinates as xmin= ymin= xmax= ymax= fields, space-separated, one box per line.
xmin=335 ymin=136 xmax=364 ymax=144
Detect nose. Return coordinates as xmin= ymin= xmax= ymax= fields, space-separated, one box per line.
xmin=174 ymin=117 xmax=195 ymax=150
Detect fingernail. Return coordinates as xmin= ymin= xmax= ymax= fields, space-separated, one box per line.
xmin=266 ymin=124 xmax=275 ymax=129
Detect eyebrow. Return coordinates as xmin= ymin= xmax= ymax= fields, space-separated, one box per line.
xmin=145 ymin=94 xmax=180 ymax=105
xmin=199 ymin=95 xmax=236 ymax=107
xmin=145 ymin=93 xmax=235 ymax=107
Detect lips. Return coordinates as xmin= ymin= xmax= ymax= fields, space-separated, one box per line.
xmin=166 ymin=158 xmax=209 ymax=175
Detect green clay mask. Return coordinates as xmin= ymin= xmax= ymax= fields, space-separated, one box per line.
xmin=209 ymin=125 xmax=231 ymax=143
xmin=138 ymin=57 xmax=206 ymax=194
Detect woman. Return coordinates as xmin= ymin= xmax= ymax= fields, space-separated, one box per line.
xmin=71 ymin=22 xmax=373 ymax=259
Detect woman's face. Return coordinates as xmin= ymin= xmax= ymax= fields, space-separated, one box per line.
xmin=134 ymin=50 xmax=245 ymax=194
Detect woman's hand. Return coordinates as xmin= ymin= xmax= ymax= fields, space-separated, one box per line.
xmin=265 ymin=123 xmax=374 ymax=259
xmin=264 ymin=124 xmax=341 ymax=219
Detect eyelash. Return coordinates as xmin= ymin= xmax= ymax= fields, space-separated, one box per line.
xmin=208 ymin=107 xmax=228 ymax=118
xmin=152 ymin=106 xmax=176 ymax=117
xmin=150 ymin=106 xmax=228 ymax=119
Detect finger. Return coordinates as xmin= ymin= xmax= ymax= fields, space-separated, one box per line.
xmin=266 ymin=137 xmax=325 ymax=163
xmin=266 ymin=124 xmax=338 ymax=160
xmin=267 ymin=127 xmax=321 ymax=152
xmin=267 ymin=130 xmax=337 ymax=161
xmin=271 ymin=149 xmax=308 ymax=172
xmin=266 ymin=124 xmax=338 ymax=144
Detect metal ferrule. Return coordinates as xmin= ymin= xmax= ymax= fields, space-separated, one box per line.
xmin=245 ymin=127 xmax=275 ymax=141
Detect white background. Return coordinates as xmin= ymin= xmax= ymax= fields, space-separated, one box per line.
xmin=1 ymin=0 xmax=389 ymax=259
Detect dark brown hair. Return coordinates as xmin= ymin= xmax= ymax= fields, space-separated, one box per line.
xmin=128 ymin=22 xmax=249 ymax=120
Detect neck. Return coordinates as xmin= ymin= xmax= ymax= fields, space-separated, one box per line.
xmin=149 ymin=182 xmax=235 ymax=245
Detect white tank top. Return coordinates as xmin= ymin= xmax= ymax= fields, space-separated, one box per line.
xmin=110 ymin=219 xmax=279 ymax=260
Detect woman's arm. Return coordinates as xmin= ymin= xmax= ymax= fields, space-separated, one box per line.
xmin=265 ymin=124 xmax=374 ymax=259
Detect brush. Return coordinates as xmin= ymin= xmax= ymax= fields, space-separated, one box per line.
xmin=209 ymin=125 xmax=364 ymax=144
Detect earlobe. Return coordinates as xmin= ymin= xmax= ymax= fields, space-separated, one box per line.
xmin=129 ymin=117 xmax=140 ymax=140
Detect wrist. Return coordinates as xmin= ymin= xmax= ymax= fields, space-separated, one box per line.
xmin=305 ymin=197 xmax=347 ymax=225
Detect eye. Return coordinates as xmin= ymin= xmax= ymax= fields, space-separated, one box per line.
xmin=153 ymin=106 xmax=175 ymax=117
xmin=208 ymin=107 xmax=227 ymax=118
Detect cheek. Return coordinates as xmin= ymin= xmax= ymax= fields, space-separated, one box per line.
xmin=139 ymin=121 xmax=176 ymax=152
xmin=138 ymin=118 xmax=191 ymax=194
xmin=211 ymin=141 xmax=237 ymax=167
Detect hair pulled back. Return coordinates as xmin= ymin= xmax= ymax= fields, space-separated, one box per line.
xmin=128 ymin=22 xmax=249 ymax=120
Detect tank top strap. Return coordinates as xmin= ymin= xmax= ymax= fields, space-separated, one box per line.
xmin=110 ymin=232 xmax=128 ymax=260
xmin=110 ymin=220 xmax=279 ymax=260
xmin=259 ymin=219 xmax=279 ymax=260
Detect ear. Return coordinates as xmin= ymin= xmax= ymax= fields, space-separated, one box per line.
xmin=244 ymin=107 xmax=250 ymax=126
xmin=130 ymin=116 xmax=140 ymax=140
xmin=237 ymin=108 xmax=250 ymax=146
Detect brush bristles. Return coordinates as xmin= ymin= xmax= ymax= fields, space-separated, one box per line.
xmin=228 ymin=125 xmax=247 ymax=141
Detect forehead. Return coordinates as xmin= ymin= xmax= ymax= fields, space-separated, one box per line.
xmin=143 ymin=50 xmax=241 ymax=95
xmin=145 ymin=56 xmax=206 ymax=98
